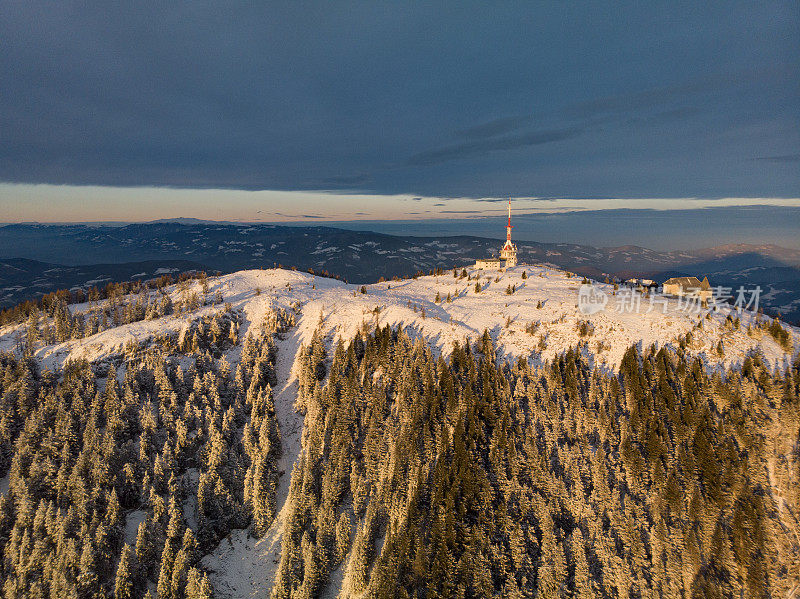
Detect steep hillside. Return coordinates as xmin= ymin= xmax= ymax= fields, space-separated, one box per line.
xmin=0 ymin=266 xmax=797 ymax=598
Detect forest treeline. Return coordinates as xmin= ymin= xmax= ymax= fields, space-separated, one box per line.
xmin=274 ymin=326 xmax=800 ymax=599
xmin=0 ymin=267 xmax=345 ymax=330
xmin=0 ymin=272 xmax=214 ymax=329
xmin=0 ymin=307 xmax=296 ymax=598
xmin=0 ymin=303 xmax=798 ymax=598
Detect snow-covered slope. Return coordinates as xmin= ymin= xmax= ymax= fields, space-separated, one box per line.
xmin=5 ymin=265 xmax=795 ymax=374
xmin=1 ymin=265 xmax=797 ymax=598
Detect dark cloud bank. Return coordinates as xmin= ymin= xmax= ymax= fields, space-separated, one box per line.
xmin=1 ymin=2 xmax=798 ymax=198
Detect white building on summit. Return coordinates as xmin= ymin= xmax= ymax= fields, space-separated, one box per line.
xmin=475 ymin=200 xmax=518 ymax=269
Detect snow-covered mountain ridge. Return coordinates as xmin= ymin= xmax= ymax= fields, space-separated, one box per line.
xmin=3 ymin=265 xmax=796 ymax=375
xmin=1 ymin=265 xmax=798 ymax=598
xmin=3 ymin=223 xmax=800 ymax=323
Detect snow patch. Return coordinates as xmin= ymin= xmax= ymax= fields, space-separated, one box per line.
xmin=124 ymin=510 xmax=147 ymax=545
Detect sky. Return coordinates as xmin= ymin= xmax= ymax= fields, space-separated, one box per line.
xmin=1 ymin=2 xmax=798 ymax=236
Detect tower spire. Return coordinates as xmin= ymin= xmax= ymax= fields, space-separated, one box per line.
xmin=506 ymin=199 xmax=513 ymax=242
xmin=500 ymin=199 xmax=517 ymax=267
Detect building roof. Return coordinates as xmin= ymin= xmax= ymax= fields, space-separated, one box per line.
xmin=663 ymin=276 xmax=710 ymax=289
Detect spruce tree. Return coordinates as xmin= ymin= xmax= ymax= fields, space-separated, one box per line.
xmin=113 ymin=544 xmax=135 ymax=599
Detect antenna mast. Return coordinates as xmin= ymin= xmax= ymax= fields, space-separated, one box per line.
xmin=506 ymin=199 xmax=513 ymax=242
xmin=500 ymin=199 xmax=517 ymax=267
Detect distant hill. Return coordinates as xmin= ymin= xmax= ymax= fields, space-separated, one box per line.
xmin=1 ymin=223 xmax=799 ymax=322
xmin=0 ymin=257 xmax=209 ymax=307
xmin=145 ymin=217 xmax=246 ymax=226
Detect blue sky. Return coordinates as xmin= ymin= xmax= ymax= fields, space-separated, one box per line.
xmin=0 ymin=2 xmax=798 ymax=226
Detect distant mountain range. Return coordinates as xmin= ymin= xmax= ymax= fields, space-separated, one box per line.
xmin=0 ymin=258 xmax=209 ymax=307
xmin=2 ymin=223 xmax=799 ymax=322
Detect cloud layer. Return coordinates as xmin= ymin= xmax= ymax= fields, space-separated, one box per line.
xmin=1 ymin=2 xmax=798 ymax=199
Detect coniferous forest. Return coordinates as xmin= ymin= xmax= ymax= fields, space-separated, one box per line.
xmin=4 ymin=1 xmax=799 ymax=597
xmin=0 ymin=307 xmax=292 ymax=598
xmin=0 ymin=315 xmax=798 ymax=597
xmin=276 ymin=327 xmax=799 ymax=598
